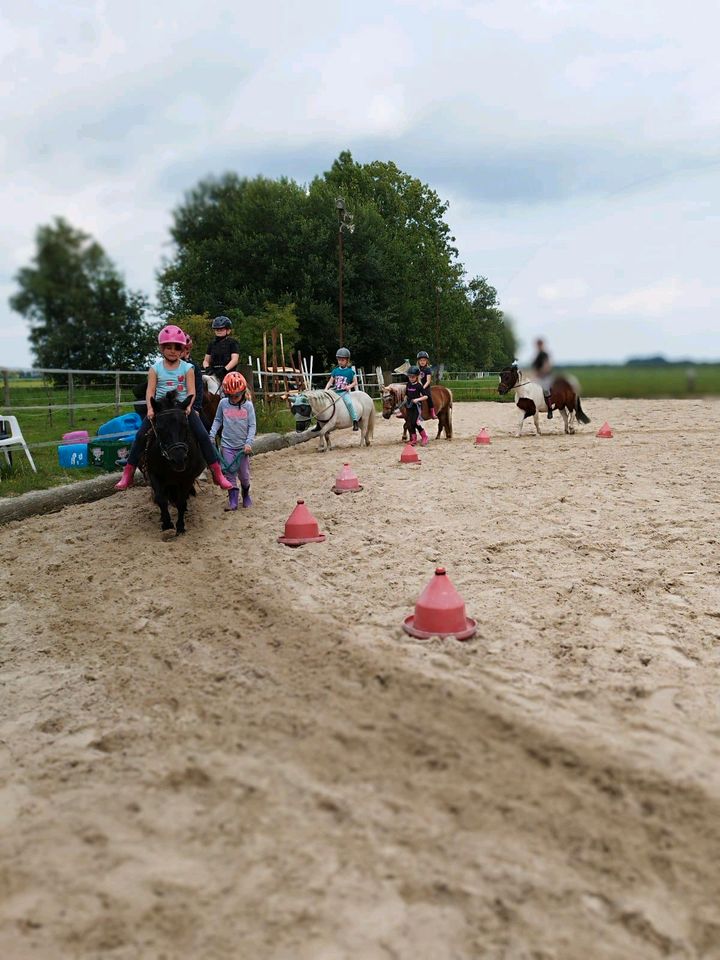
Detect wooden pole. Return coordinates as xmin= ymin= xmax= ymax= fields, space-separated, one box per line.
xmin=271 ymin=328 xmax=279 ymax=397
xmin=68 ymin=372 xmax=75 ymax=427
xmin=114 ymin=372 xmax=121 ymax=415
xmin=279 ymin=333 xmax=288 ymax=390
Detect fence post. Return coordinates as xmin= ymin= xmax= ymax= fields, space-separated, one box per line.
xmin=68 ymin=372 xmax=75 ymax=427
xmin=114 ymin=372 xmax=121 ymax=415
xmin=2 ymin=370 xmax=8 ymax=408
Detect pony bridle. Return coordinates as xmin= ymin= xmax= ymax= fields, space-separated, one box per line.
xmin=151 ymin=409 xmax=189 ymax=462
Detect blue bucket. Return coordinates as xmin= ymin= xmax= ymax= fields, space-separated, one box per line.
xmin=97 ymin=413 xmax=142 ymax=442
xmin=58 ymin=443 xmax=88 ymax=468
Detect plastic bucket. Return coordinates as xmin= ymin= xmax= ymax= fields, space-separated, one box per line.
xmin=61 ymin=430 xmax=90 ymax=444
xmin=97 ymin=413 xmax=142 ymax=442
xmin=88 ymin=438 xmax=132 ymax=471
xmin=58 ymin=443 xmax=89 ymax=468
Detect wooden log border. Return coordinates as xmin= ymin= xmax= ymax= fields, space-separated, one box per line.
xmin=0 ymin=429 xmax=315 ymax=527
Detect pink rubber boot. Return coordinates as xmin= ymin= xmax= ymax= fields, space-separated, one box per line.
xmin=114 ymin=464 xmax=135 ymax=490
xmin=209 ymin=461 xmax=234 ymax=490
xmin=420 ymin=429 xmax=429 ymax=446
xmin=409 ymin=433 xmax=417 ymax=446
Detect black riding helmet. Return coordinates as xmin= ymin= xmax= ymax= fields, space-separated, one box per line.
xmin=417 ymin=351 xmax=430 ymax=360
xmin=211 ymin=316 xmax=232 ymax=330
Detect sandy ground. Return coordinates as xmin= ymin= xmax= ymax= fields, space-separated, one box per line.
xmin=1 ymin=398 xmax=720 ymax=960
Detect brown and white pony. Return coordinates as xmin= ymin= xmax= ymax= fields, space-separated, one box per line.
xmin=381 ymin=383 xmax=453 ymax=440
xmin=498 ymin=364 xmax=590 ymax=436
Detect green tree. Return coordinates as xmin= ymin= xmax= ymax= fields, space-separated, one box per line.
xmin=158 ymin=152 xmax=511 ymax=371
xmin=10 ymin=217 xmax=153 ymax=371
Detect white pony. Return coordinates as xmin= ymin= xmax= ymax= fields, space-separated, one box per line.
xmin=290 ymin=389 xmax=375 ymax=452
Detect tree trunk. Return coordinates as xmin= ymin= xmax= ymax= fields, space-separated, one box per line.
xmin=0 ymin=429 xmax=316 ymax=527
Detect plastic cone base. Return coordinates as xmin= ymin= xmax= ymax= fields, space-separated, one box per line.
xmin=400 ymin=443 xmax=421 ymax=464
xmin=278 ymin=499 xmax=326 ymax=547
xmin=475 ymin=428 xmax=491 ymax=445
xmin=596 ymin=421 xmax=613 ymax=438
xmin=402 ymin=567 xmax=477 ymax=641
xmin=331 ymin=462 xmax=363 ymax=494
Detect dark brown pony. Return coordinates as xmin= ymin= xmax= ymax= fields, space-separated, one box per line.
xmin=381 ymin=383 xmax=453 ymax=440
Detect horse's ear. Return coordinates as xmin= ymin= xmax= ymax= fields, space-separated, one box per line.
xmin=180 ymin=395 xmax=193 ymax=411
xmin=512 ymin=359 xmax=519 ymax=368
xmin=150 ymin=396 xmax=159 ymax=414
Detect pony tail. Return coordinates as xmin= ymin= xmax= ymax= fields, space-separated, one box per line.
xmin=575 ymin=397 xmax=591 ymax=424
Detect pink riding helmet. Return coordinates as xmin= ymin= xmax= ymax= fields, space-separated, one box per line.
xmin=158 ymin=324 xmax=187 ymax=346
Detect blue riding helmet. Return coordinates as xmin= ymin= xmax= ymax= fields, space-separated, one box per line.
xmin=211 ymin=315 xmax=232 ymax=330
xmin=407 ymin=365 xmax=420 ymax=376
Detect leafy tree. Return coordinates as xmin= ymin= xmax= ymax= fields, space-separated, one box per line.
xmin=10 ymin=217 xmax=153 ymax=371
xmin=158 ymin=152 xmax=514 ymax=371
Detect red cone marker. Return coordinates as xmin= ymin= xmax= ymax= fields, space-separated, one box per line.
xmin=403 ymin=567 xmax=477 ymax=641
xmin=278 ymin=499 xmax=326 ymax=547
xmin=475 ymin=427 xmax=491 ymax=445
xmin=596 ymin=421 xmax=613 ymax=438
xmin=331 ymin=462 xmax=363 ymax=494
xmin=400 ymin=443 xmax=421 ymax=464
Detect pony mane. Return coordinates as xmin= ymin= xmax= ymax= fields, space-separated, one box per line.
xmin=385 ymin=382 xmax=406 ymax=397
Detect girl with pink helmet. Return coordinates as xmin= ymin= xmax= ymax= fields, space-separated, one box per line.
xmin=115 ymin=325 xmax=233 ymax=491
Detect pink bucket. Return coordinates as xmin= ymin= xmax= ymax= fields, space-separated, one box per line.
xmin=62 ymin=430 xmax=90 ymax=444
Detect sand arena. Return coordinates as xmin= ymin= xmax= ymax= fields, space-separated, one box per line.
xmin=1 ymin=398 xmax=719 ymax=959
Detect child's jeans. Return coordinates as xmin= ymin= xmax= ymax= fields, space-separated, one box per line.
xmin=125 ymin=412 xmax=219 ymax=468
xmin=334 ymin=390 xmax=358 ymax=422
xmin=219 ymin=446 xmax=250 ymax=489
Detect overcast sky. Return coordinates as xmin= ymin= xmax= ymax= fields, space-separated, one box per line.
xmin=3 ymin=0 xmax=720 ymax=368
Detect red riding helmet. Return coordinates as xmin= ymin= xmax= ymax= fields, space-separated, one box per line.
xmin=222 ymin=372 xmax=247 ymax=395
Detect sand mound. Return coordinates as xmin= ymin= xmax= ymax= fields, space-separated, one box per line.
xmin=1 ymin=399 xmax=720 ymax=959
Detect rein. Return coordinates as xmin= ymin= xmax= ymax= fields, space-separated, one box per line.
xmin=150 ymin=408 xmax=190 ymax=462
xmin=310 ymin=391 xmax=340 ymax=426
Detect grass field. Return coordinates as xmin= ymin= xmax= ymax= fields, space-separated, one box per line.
xmin=3 ymin=364 xmax=720 ymax=496
xmin=0 ymin=377 xmax=295 ymax=497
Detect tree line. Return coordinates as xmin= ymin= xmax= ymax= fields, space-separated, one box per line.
xmin=10 ymin=151 xmax=517 ymax=373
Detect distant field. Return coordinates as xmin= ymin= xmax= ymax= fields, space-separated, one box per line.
xmin=445 ymin=364 xmax=720 ymax=400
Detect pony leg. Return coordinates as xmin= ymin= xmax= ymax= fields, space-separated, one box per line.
xmin=157 ymin=497 xmax=175 ymax=538
xmin=533 ymin=413 xmax=541 ymax=435
xmin=559 ymin=408 xmax=570 ymax=434
xmin=176 ymin=498 xmax=188 ymax=534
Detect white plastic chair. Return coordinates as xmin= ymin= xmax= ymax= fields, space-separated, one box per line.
xmin=0 ymin=416 xmax=37 ymax=473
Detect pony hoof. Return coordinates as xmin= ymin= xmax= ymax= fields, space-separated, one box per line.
xmin=161 ymin=528 xmax=176 ymax=541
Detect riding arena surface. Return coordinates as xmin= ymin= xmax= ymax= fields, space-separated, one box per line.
xmin=1 ymin=398 xmax=719 ymax=960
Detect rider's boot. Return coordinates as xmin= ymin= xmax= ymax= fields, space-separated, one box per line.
xmin=209 ymin=461 xmax=234 ymax=490
xmin=352 ymin=420 xmax=360 ymax=432
xmin=419 ymin=429 xmax=429 ymax=447
xmin=544 ymin=392 xmax=553 ymax=419
xmin=409 ymin=433 xmax=418 ymax=446
xmin=430 ymin=407 xmax=437 ymax=419
xmin=224 ymin=488 xmax=239 ymax=511
xmin=114 ymin=464 xmax=135 ymax=491
xmin=241 ymin=485 xmax=253 ymax=508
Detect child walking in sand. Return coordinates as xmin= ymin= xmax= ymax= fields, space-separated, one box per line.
xmin=209 ymin=372 xmax=256 ymax=510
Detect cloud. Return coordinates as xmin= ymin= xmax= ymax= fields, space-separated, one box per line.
xmin=537 ymin=279 xmax=588 ymax=302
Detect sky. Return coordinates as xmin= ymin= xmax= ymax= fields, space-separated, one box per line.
xmin=2 ymin=0 xmax=720 ymax=368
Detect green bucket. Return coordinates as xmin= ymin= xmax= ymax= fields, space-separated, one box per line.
xmin=88 ymin=438 xmax=133 ymax=471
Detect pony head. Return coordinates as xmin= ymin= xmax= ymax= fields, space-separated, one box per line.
xmin=498 ymin=364 xmax=521 ymax=395
xmin=289 ymin=393 xmax=313 ymax=431
xmin=149 ymin=390 xmax=194 ymax=471
xmin=381 ymin=385 xmax=405 ymax=419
